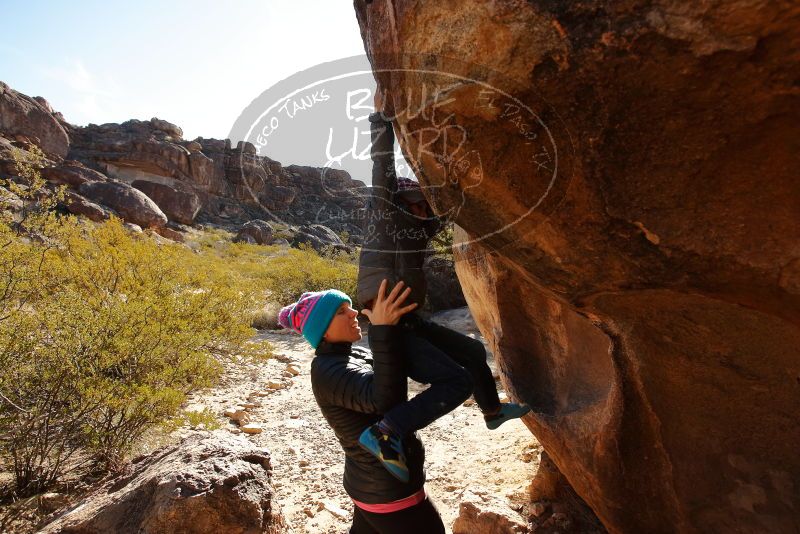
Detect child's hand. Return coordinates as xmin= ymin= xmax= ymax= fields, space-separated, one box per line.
xmin=361 ymin=279 xmax=417 ymax=325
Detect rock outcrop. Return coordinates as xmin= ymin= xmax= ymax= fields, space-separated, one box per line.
xmin=65 ymin=120 xmax=367 ymax=232
xmin=0 ymin=81 xmax=369 ymax=238
xmin=356 ymin=1 xmax=800 ymax=533
xmin=41 ymin=161 xmax=107 ymax=188
xmin=39 ymin=431 xmax=285 ymax=534
xmin=0 ymin=81 xmax=69 ymax=159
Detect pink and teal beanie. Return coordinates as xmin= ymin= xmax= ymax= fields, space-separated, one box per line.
xmin=277 ymin=289 xmax=352 ymax=348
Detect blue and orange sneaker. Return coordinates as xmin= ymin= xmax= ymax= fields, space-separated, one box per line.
xmin=484 ymin=402 xmax=531 ymax=430
xmin=358 ymin=424 xmax=409 ymax=483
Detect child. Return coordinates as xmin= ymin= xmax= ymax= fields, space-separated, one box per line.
xmin=355 ymin=108 xmax=530 ymax=481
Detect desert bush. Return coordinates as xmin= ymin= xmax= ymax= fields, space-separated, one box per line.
xmin=259 ymin=245 xmax=359 ymax=306
xmin=0 ymin=148 xmax=356 ymax=496
xmin=187 ymin=238 xmax=359 ymax=308
xmin=250 ymin=301 xmax=283 ymax=330
xmin=174 ymin=408 xmax=221 ymax=431
xmin=0 ymin=151 xmax=269 ymax=496
xmin=0 ymin=217 xmax=268 ymax=493
xmin=430 ymin=221 xmax=453 ymax=258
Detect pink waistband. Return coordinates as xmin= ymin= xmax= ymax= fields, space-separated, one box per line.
xmin=352 ymin=488 xmax=427 ymax=514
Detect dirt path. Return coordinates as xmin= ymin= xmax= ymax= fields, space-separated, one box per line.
xmin=184 ymin=309 xmax=541 ymax=533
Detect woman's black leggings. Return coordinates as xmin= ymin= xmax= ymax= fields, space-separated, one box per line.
xmin=350 ymin=498 xmax=445 ymax=534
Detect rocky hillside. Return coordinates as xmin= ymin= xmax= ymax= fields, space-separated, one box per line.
xmin=356 ymin=1 xmax=800 ymax=533
xmin=0 ymin=80 xmax=466 ymax=309
xmin=0 ymin=81 xmax=366 ymax=240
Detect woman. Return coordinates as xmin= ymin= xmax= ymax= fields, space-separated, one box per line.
xmin=278 ymin=280 xmax=446 ymax=533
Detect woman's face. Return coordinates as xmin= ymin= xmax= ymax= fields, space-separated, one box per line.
xmin=323 ymin=302 xmax=362 ymax=343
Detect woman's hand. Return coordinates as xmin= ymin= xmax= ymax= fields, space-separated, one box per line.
xmin=361 ymin=279 xmax=417 ymax=325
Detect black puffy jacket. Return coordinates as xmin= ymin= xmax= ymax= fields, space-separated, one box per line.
xmin=357 ymin=113 xmax=441 ymax=308
xmin=310 ymin=325 xmax=426 ymax=503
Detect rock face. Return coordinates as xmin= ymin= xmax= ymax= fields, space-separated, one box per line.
xmin=39 ymin=431 xmax=286 ymax=534
xmin=283 ymin=165 xmax=366 ymax=238
xmin=356 ymin=2 xmax=800 ymax=533
xmin=0 ymin=81 xmax=69 ymax=159
xmin=66 ymin=120 xmax=366 ymax=233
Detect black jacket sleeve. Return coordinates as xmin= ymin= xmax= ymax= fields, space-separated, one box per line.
xmin=311 ymin=325 xmax=406 ymax=414
xmin=357 ymin=113 xmax=401 ymax=306
xmin=369 ymin=112 xmax=398 ymax=201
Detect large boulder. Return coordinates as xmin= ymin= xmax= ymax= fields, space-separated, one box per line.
xmin=61 ymin=191 xmax=113 ymax=222
xmin=234 ymin=219 xmax=275 ymax=245
xmin=423 ymin=256 xmax=467 ymax=311
xmin=149 ymin=117 xmax=182 ymax=139
xmin=41 ymin=161 xmax=108 ymax=188
xmin=452 ymin=491 xmax=528 ymax=534
xmin=258 ymin=183 xmax=296 ymax=212
xmin=0 ymin=81 xmax=69 ymax=159
xmin=290 ymin=223 xmax=351 ymax=254
xmin=39 ymin=431 xmax=286 ymax=534
xmin=0 ymin=184 xmax=23 ymax=223
xmin=79 ymin=181 xmax=168 ymax=228
xmin=356 ymin=2 xmax=800 ymax=533
xmin=132 ymin=180 xmax=201 ymax=225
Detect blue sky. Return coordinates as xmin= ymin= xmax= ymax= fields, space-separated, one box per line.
xmin=1 ymin=0 xmax=366 ymax=141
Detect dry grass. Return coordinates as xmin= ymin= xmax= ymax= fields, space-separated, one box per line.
xmin=250 ymin=301 xmax=283 ymax=330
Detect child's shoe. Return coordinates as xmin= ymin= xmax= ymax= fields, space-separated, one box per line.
xmin=484 ymin=402 xmax=531 ymax=430
xmin=358 ymin=424 xmax=409 ymax=482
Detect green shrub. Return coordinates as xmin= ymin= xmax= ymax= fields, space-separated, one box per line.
xmin=0 ymin=151 xmax=270 ymax=496
xmin=250 ymin=301 xmax=283 ymax=330
xmin=0 ymin=147 xmax=357 ymax=497
xmin=177 ymin=408 xmax=221 ymax=431
xmin=185 ymin=238 xmax=359 ymax=308
xmin=430 ymin=221 xmax=453 ymax=258
xmin=0 ymin=217 xmax=271 ymax=492
xmin=259 ymin=245 xmax=359 ymax=306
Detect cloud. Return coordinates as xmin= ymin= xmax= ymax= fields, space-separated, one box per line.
xmin=40 ymin=59 xmax=123 ymax=124
xmin=43 ymin=60 xmax=102 ymax=94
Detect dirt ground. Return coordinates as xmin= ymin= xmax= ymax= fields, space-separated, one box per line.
xmin=183 ymin=308 xmax=542 ymax=533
